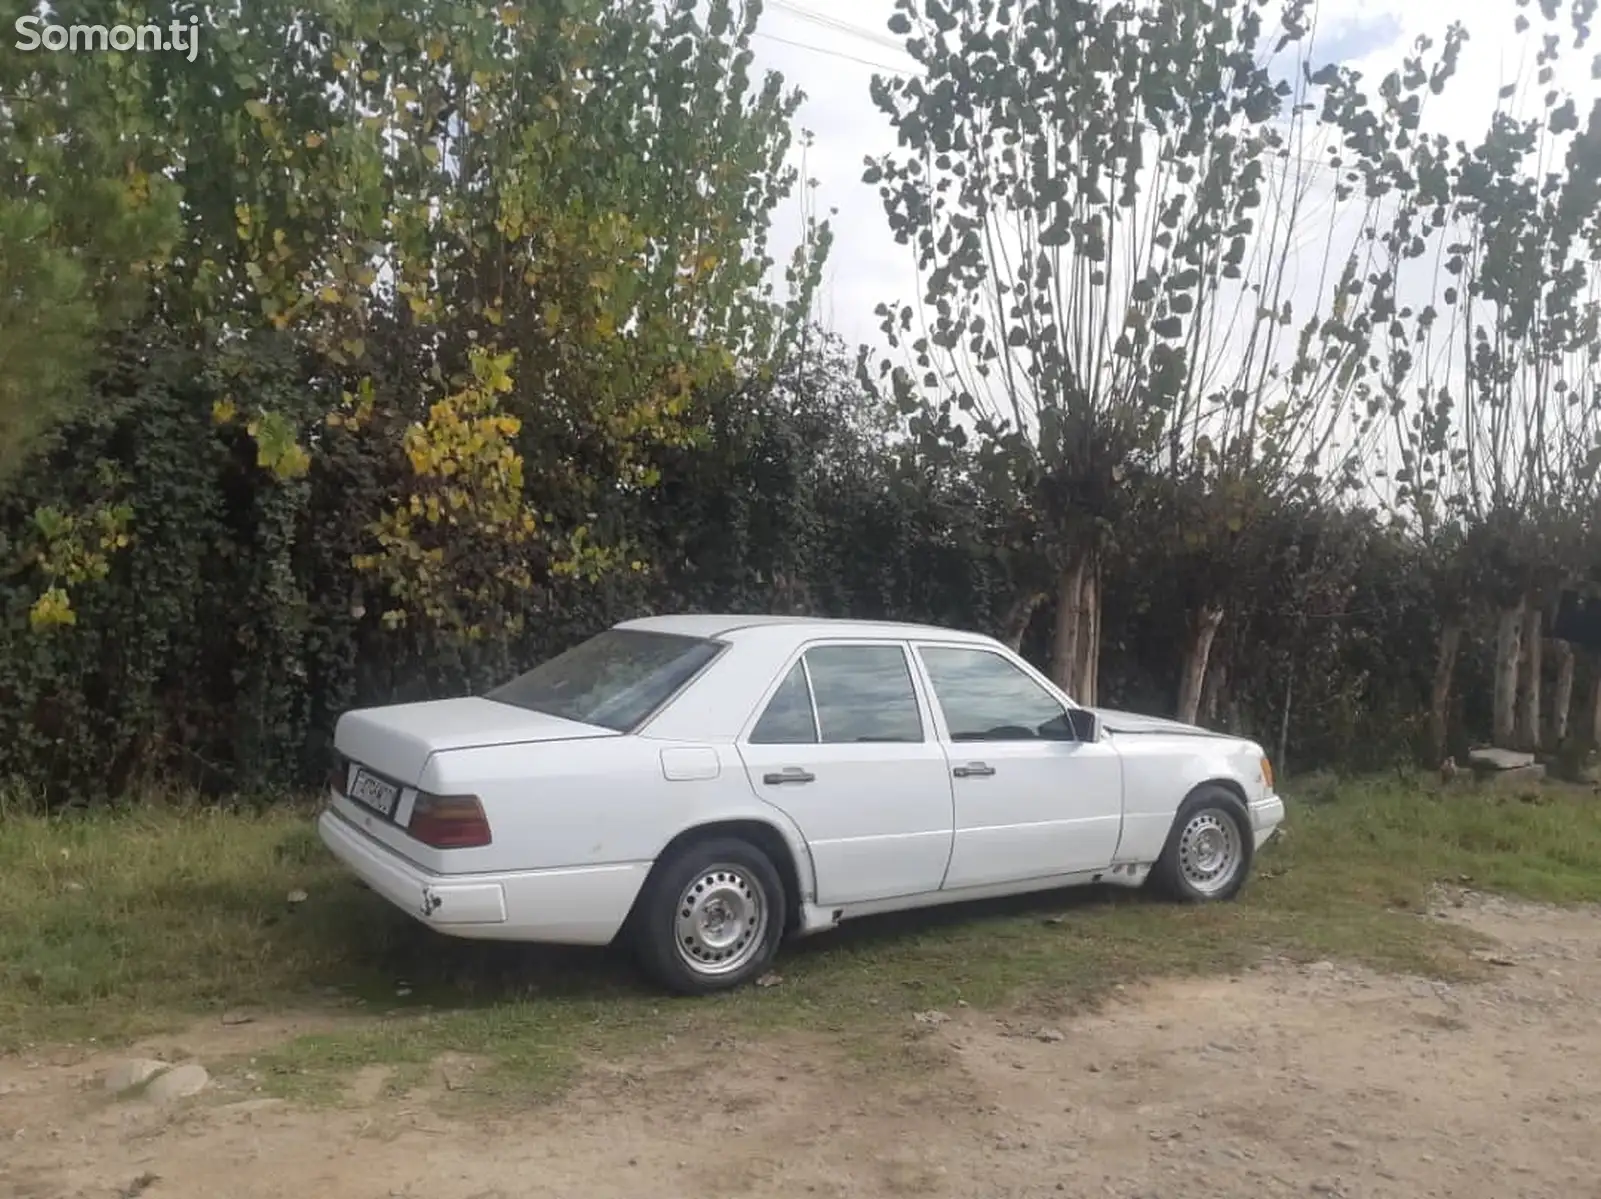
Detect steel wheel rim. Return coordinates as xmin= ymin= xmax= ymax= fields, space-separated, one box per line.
xmin=673 ymin=864 xmax=769 ymax=977
xmin=1178 ymin=809 xmax=1243 ymax=895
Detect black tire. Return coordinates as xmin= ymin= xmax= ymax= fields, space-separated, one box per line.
xmin=632 ymin=836 xmax=787 ymax=995
xmin=1150 ymin=784 xmax=1255 ymax=903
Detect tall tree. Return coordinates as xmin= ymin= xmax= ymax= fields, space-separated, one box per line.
xmin=0 ymin=0 xmax=829 ymax=797
xmin=860 ymin=0 xmax=1443 ymax=701
xmin=0 ymin=0 xmax=187 ymax=481
xmin=1378 ymin=0 xmax=1601 ymax=752
xmin=6 ymin=0 xmax=827 ymax=634
xmin=1152 ymin=19 xmax=1471 ymax=725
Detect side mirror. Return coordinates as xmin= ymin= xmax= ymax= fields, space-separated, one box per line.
xmin=1066 ymin=708 xmax=1098 ymax=742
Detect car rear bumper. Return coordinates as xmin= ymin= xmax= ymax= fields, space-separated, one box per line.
xmin=1249 ymin=793 xmax=1286 ymax=848
xmin=317 ymin=808 xmax=650 ymax=945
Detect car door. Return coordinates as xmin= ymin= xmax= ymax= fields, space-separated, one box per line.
xmin=735 ymin=641 xmax=956 ymax=906
xmin=911 ymin=642 xmax=1124 ymax=890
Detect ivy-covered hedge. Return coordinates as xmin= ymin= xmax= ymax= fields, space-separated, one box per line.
xmin=0 ymin=325 xmax=1492 ymax=807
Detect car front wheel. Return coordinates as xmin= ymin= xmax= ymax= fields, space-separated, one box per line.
xmin=1151 ymin=784 xmax=1255 ymax=903
xmin=632 ymin=836 xmax=787 ymax=995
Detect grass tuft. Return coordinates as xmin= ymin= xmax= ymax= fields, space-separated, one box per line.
xmin=3 ymin=775 xmax=1599 ymax=1100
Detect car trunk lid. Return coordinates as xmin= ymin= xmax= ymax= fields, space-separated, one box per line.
xmin=329 ymin=697 xmax=621 ymax=870
xmin=335 ymin=696 xmax=620 ymax=786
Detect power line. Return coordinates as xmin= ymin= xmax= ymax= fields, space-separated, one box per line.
xmin=753 ymin=29 xmax=913 ymax=76
xmin=768 ymin=0 xmax=910 ymax=55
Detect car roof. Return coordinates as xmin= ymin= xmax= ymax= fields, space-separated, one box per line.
xmin=613 ymin=612 xmax=999 ymax=646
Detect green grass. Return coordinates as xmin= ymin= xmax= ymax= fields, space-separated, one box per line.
xmin=3 ymin=774 xmax=1599 ymax=1102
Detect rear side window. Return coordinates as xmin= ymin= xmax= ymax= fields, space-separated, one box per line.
xmin=804 ymin=645 xmax=923 ymax=743
xmin=749 ymin=663 xmax=818 ymax=744
xmin=484 ymin=629 xmax=721 ymax=732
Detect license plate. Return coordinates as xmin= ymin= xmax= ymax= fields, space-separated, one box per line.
xmin=347 ymin=766 xmax=399 ymax=818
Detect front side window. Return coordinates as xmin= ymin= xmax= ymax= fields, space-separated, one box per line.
xmin=484 ymin=629 xmax=721 ymax=732
xmin=918 ymin=646 xmax=1073 ymax=741
xmin=804 ymin=645 xmax=923 ymax=743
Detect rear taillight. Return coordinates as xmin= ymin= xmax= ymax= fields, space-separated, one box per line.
xmin=408 ymin=793 xmax=492 ymax=849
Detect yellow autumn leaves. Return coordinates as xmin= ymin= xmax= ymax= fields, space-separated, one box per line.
xmin=16 ymin=0 xmax=815 ymax=644
xmin=27 ymin=502 xmax=134 ymax=632
xmin=354 ymin=348 xmax=552 ymax=639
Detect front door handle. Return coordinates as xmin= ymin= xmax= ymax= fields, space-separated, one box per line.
xmin=953 ymin=761 xmax=996 ymax=778
xmin=763 ymin=767 xmax=815 ymax=785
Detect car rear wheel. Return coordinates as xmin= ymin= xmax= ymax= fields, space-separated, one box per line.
xmin=1151 ymin=785 xmax=1254 ymax=903
xmin=632 ymin=836 xmax=787 ymax=995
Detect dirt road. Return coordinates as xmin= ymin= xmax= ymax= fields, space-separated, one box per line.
xmin=5 ymin=889 xmax=1601 ymax=1199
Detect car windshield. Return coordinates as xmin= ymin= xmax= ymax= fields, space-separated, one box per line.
xmin=483 ymin=628 xmax=722 ymax=732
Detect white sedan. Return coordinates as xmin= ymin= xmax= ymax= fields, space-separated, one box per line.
xmin=319 ymin=615 xmax=1285 ymax=994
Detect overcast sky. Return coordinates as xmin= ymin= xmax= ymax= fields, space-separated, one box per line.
xmin=746 ymin=0 xmax=1597 ymax=357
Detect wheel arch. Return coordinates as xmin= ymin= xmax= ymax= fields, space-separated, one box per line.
xmin=1170 ymin=775 xmax=1253 ymax=838
xmin=625 ymin=818 xmax=809 ymax=937
xmin=1191 ymin=776 xmax=1249 ymax=807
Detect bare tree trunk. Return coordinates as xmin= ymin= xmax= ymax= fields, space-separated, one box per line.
xmin=1514 ymin=600 xmax=1543 ymax=751
xmin=1492 ymin=599 xmax=1525 ymax=747
xmin=1590 ymin=661 xmax=1601 ymax=748
xmin=1549 ymin=640 xmax=1575 ymax=748
xmin=771 ymin=571 xmax=811 ymax=616
xmin=1429 ymin=621 xmax=1463 ymax=764
xmin=1201 ymin=656 xmax=1226 ymax=727
xmin=1276 ymin=670 xmax=1293 ymax=778
xmin=1075 ymin=557 xmax=1101 ymax=707
xmin=1001 ymin=591 xmax=1046 ymax=653
xmin=1088 ymin=562 xmax=1102 ymax=705
xmin=1176 ymin=604 xmax=1225 ymax=725
xmin=1049 ymin=557 xmax=1086 ymax=696
xmin=1225 ymin=690 xmax=1245 ymax=732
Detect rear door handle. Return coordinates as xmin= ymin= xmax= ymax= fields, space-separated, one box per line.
xmin=763 ymin=768 xmax=815 ymax=785
xmin=953 ymin=762 xmax=996 ymax=778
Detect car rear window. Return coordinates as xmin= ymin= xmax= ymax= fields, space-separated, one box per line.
xmin=483 ymin=628 xmax=723 ymax=732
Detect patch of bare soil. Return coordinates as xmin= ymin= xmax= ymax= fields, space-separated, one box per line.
xmin=5 ymin=892 xmax=1601 ymax=1199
